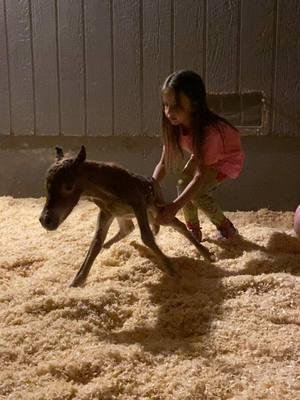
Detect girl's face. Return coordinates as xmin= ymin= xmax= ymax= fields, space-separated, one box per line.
xmin=162 ymin=88 xmax=193 ymax=127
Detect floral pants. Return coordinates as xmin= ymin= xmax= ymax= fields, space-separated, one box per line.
xmin=176 ymin=157 xmax=226 ymax=227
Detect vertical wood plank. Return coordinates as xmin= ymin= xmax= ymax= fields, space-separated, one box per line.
xmin=84 ymin=0 xmax=112 ymax=136
xmin=113 ymin=0 xmax=141 ymax=136
xmin=143 ymin=0 xmax=172 ymax=136
xmin=273 ymin=0 xmax=300 ymax=136
xmin=5 ymin=0 xmax=34 ymax=135
xmin=206 ymin=0 xmax=239 ymax=93
xmin=57 ymin=0 xmax=85 ymax=136
xmin=240 ymin=0 xmax=274 ymax=130
xmin=31 ymin=0 xmax=59 ymax=135
xmin=0 ymin=0 xmax=10 ymax=135
xmin=173 ymin=0 xmax=205 ymax=76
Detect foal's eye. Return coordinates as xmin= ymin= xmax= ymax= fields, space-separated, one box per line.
xmin=61 ymin=183 xmax=75 ymax=194
xmin=164 ymin=103 xmax=179 ymax=111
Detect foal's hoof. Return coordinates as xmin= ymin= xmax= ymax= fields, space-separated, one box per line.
xmin=69 ymin=280 xmax=80 ymax=288
xmin=164 ymin=262 xmax=178 ymax=278
xmin=69 ymin=275 xmax=86 ymax=288
xmin=199 ymin=246 xmax=215 ymax=262
xmin=208 ymin=252 xmax=216 ymax=262
xmin=205 ymin=250 xmax=215 ymax=262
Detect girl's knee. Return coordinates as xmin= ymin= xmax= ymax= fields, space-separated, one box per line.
xmin=177 ymin=177 xmax=189 ymax=191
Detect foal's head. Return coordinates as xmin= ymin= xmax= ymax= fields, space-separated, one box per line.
xmin=39 ymin=146 xmax=86 ymax=230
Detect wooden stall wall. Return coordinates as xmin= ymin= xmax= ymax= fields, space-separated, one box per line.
xmin=0 ymin=0 xmax=299 ymax=138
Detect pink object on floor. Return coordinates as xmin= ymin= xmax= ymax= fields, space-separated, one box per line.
xmin=293 ymin=204 xmax=300 ymax=238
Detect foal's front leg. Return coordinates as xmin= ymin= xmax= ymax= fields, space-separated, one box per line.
xmin=70 ymin=210 xmax=114 ymax=287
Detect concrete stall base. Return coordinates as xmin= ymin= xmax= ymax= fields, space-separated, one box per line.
xmin=0 ymin=136 xmax=299 ymax=211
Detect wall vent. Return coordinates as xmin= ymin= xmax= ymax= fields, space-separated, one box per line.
xmin=207 ymin=91 xmax=266 ymax=135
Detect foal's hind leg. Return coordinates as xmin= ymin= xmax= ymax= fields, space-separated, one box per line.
xmin=103 ymin=218 xmax=134 ymax=249
xmin=169 ymin=217 xmax=213 ymax=261
xmin=133 ymin=205 xmax=176 ymax=276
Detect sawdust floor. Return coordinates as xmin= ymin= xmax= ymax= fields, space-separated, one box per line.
xmin=0 ymin=197 xmax=299 ymax=400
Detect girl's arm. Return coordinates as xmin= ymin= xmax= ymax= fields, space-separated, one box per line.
xmin=172 ymin=164 xmax=202 ymax=209
xmin=157 ymin=156 xmax=203 ymax=224
xmin=152 ymin=146 xmax=166 ymax=183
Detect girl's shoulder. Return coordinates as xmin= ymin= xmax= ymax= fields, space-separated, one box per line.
xmin=205 ymin=121 xmax=239 ymax=137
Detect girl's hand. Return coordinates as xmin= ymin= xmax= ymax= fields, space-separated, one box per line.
xmin=156 ymin=202 xmax=179 ymax=225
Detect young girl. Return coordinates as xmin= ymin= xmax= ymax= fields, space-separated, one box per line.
xmin=152 ymin=70 xmax=245 ymax=241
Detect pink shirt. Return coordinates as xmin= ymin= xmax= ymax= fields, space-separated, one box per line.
xmin=179 ymin=123 xmax=245 ymax=180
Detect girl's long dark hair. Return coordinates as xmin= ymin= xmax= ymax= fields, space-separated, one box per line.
xmin=161 ymin=70 xmax=235 ymax=171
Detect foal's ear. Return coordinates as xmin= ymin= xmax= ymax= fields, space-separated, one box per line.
xmin=74 ymin=145 xmax=86 ymax=165
xmin=55 ymin=146 xmax=64 ymax=161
